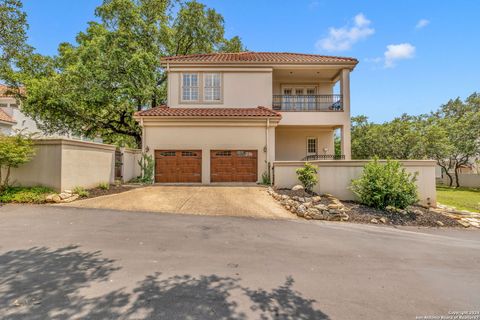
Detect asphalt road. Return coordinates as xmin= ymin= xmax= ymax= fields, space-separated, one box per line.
xmin=0 ymin=204 xmax=479 ymax=320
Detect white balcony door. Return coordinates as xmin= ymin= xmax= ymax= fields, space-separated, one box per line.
xmin=281 ymin=86 xmax=316 ymax=110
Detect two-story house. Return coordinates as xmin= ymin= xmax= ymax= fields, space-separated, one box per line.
xmin=134 ymin=52 xmax=358 ymax=183
xmin=0 ymin=84 xmax=54 ymax=136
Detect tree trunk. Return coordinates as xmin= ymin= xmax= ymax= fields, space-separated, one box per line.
xmin=3 ymin=166 xmax=11 ymax=188
xmin=454 ymin=165 xmax=461 ymax=188
xmin=444 ymin=170 xmax=453 ymax=187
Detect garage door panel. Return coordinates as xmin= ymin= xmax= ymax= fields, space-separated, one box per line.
xmin=211 ymin=150 xmax=257 ymax=182
xmin=155 ymin=150 xmax=201 ymax=183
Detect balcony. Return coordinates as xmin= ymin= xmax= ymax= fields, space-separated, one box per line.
xmin=272 ymin=94 xmax=343 ymax=112
xmin=302 ymin=154 xmax=345 ymax=161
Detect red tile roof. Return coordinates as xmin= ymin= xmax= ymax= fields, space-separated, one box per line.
xmin=0 ymin=108 xmax=15 ymax=124
xmin=161 ymin=52 xmax=358 ymax=64
xmin=135 ymin=106 xmax=281 ymax=118
xmin=0 ymin=84 xmax=25 ymax=97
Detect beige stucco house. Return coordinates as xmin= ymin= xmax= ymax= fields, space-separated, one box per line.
xmin=134 ymin=52 xmax=358 ymax=183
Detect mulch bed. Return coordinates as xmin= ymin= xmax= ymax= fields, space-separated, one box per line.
xmin=274 ymin=188 xmax=460 ymax=228
xmin=80 ymin=185 xmax=136 ymax=200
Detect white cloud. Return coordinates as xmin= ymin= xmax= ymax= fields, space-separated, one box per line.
xmin=316 ymin=13 xmax=375 ymax=51
xmin=384 ymin=43 xmax=416 ymax=68
xmin=415 ymin=19 xmax=430 ymax=29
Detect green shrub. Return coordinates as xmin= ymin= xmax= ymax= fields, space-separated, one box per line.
xmin=296 ymin=162 xmax=318 ymax=193
xmin=138 ymin=153 xmax=154 ymax=184
xmin=98 ymin=182 xmax=110 ymax=190
xmin=73 ymin=186 xmax=89 ymax=197
xmin=261 ymin=171 xmax=271 ymax=185
xmin=0 ymin=186 xmax=53 ymax=203
xmin=351 ymin=158 xmax=418 ymax=209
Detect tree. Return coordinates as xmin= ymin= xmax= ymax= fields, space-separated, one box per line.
xmin=0 ymin=132 xmax=35 ymax=189
xmin=11 ymin=0 xmax=245 ymax=147
xmin=423 ymin=93 xmax=480 ymax=187
xmin=351 ymin=114 xmax=425 ymax=160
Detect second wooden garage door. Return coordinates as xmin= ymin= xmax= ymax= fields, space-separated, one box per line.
xmin=211 ymin=150 xmax=257 ymax=182
xmin=155 ymin=150 xmax=201 ymax=183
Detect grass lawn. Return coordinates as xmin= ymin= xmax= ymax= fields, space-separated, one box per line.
xmin=436 ymin=185 xmax=480 ymax=212
xmin=0 ymin=186 xmax=53 ymax=204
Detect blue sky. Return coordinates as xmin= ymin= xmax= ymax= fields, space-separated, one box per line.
xmin=23 ymin=0 xmax=480 ymax=123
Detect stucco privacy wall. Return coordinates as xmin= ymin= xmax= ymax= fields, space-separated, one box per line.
xmin=122 ymin=148 xmax=142 ymax=182
xmin=143 ymin=123 xmax=276 ymax=183
xmin=440 ymin=174 xmax=480 ymax=188
xmin=6 ymin=141 xmax=62 ymax=190
xmin=60 ymin=140 xmax=116 ymax=190
xmin=273 ymin=160 xmax=437 ymax=206
xmin=8 ymin=139 xmax=119 ymax=191
xmin=275 ymin=126 xmax=334 ymax=160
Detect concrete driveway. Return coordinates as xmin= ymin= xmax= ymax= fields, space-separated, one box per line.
xmin=0 ymin=205 xmax=479 ymax=319
xmin=62 ymin=185 xmax=293 ymax=219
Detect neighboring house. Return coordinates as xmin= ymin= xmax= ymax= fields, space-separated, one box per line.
xmin=0 ymin=84 xmax=102 ymax=142
xmin=134 ymin=52 xmax=357 ymax=183
xmin=0 ymin=84 xmax=43 ymax=136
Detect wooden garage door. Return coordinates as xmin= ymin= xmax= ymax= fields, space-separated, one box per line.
xmin=211 ymin=150 xmax=257 ymax=182
xmin=155 ymin=150 xmax=201 ymax=183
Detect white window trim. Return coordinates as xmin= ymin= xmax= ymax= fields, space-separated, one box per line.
xmin=203 ymin=73 xmax=222 ymax=103
xmin=306 ymin=137 xmax=318 ymax=156
xmin=179 ymin=72 xmax=223 ymax=104
xmin=180 ymin=73 xmax=200 ymax=103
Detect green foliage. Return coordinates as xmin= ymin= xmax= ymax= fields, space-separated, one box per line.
xmin=351 ymin=158 xmax=418 ymax=210
xmin=138 ymin=152 xmax=154 ymax=184
xmin=296 ymin=163 xmax=318 ymax=193
xmin=0 ymin=186 xmax=53 ymax=203
xmin=97 ymin=182 xmax=110 ymax=190
xmin=351 ymin=93 xmax=480 ymax=188
xmin=0 ymin=132 xmax=35 ymax=189
xmin=261 ymin=171 xmax=271 ymax=185
xmin=436 ymin=185 xmax=480 ymax=213
xmin=73 ymin=186 xmax=89 ymax=197
xmin=11 ymin=0 xmax=244 ymax=146
xmin=351 ymin=114 xmax=425 ymax=160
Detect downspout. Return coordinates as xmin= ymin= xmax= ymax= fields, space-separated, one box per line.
xmin=140 ymin=117 xmax=145 ymax=153
xmin=266 ymin=118 xmax=271 ymax=184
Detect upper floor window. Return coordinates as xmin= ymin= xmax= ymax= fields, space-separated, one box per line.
xmin=203 ymin=73 xmax=221 ymax=101
xmin=182 ymin=73 xmax=199 ymax=101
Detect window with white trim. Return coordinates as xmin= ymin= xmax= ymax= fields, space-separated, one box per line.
xmin=307 ymin=137 xmax=317 ymax=155
xmin=203 ymin=73 xmax=221 ymax=101
xmin=182 ymin=73 xmax=199 ymax=101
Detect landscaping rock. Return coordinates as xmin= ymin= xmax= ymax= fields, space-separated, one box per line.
xmin=457 ymin=220 xmax=470 ymax=228
xmin=436 ymin=220 xmax=445 ymax=227
xmin=304 ymin=197 xmax=312 ymax=203
xmin=281 ymin=195 xmax=289 ymax=201
xmin=314 ymin=204 xmax=328 ymax=211
xmin=45 ymin=194 xmax=56 ymax=203
xmin=59 ymin=192 xmax=71 ymax=200
xmin=311 ymin=196 xmax=321 ymax=203
xmin=327 ymin=203 xmax=343 ymax=210
xmin=62 ymin=194 xmax=79 ymax=203
xmin=304 ymin=202 xmax=313 ymax=208
xmin=296 ymin=205 xmax=307 ymax=217
xmin=52 ymin=194 xmax=62 ymax=203
xmin=370 ymin=218 xmax=379 ymax=224
xmin=379 ymin=217 xmax=387 ymax=224
xmin=298 ymin=197 xmax=305 ymax=203
xmin=63 ymin=190 xmax=73 ymax=194
xmin=292 ymin=185 xmax=304 ymax=191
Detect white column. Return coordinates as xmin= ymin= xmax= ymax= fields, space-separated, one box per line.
xmin=340 ymin=69 xmax=351 ymax=160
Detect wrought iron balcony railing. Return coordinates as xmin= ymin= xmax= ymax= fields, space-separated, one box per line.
xmin=272 ymin=94 xmax=343 ymax=112
xmin=302 ymin=154 xmax=345 ymax=161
